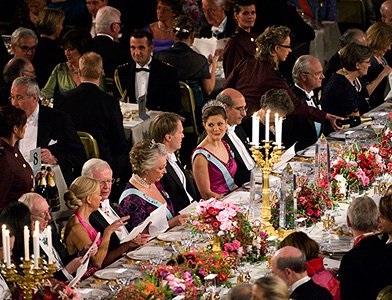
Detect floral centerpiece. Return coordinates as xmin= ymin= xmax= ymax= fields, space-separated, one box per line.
xmin=270 ymin=179 xmax=334 ymax=229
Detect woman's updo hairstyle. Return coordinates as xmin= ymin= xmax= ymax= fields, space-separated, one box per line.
xmin=130 ymin=139 xmax=167 ymax=177
xmin=64 ymin=176 xmax=99 ymax=210
xmin=201 ymin=100 xmax=227 ymax=124
xmin=173 ymin=15 xmax=194 ymax=40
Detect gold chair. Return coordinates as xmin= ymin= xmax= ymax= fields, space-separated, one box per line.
xmin=77 ymin=131 xmax=100 ymax=159
xmin=377 ymin=285 xmax=392 ymax=300
xmin=179 ymin=81 xmax=200 ymax=136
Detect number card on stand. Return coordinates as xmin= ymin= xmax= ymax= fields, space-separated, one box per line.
xmin=29 ymin=147 xmax=41 ymax=175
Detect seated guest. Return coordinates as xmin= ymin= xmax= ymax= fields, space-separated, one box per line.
xmin=339 ymin=196 xmax=392 ymax=300
xmin=114 ymin=29 xmax=181 ymax=113
xmin=150 ymin=113 xmax=200 ymax=214
xmin=82 ymin=159 xmax=149 ymax=256
xmin=0 ymin=106 xmax=34 ymax=209
xmin=363 ymin=22 xmax=392 ymax=109
xmin=379 ymin=193 xmax=392 ymax=245
xmin=279 ymin=232 xmax=340 ymax=300
xmin=145 ymin=0 xmax=182 ymax=52
xmin=10 ymin=27 xmax=37 ymax=62
xmin=192 ymin=100 xmax=237 ymax=199
xmin=19 ymin=192 xmax=83 ymax=280
xmin=284 ymin=55 xmax=324 ymax=151
xmin=1 ymin=57 xmax=36 ymax=106
xmin=252 ymin=276 xmax=289 ymax=300
xmin=242 ymin=88 xmax=294 ymax=146
xmin=215 ymin=88 xmax=255 ymax=186
xmin=200 ymin=0 xmax=237 ymax=39
xmin=64 ymin=176 xmax=127 ymax=271
xmin=41 ymin=28 xmax=106 ymax=99
xmin=86 ymin=0 xmax=108 ymax=37
xmin=228 ymin=283 xmax=252 ymax=300
xmin=225 ymin=25 xmax=341 ymax=130
xmin=118 ymin=139 xmax=188 ymax=231
xmin=223 ymin=0 xmax=258 ymax=78
xmin=54 ymin=51 xmax=129 ymax=187
xmin=11 ymin=77 xmax=86 ymax=186
xmin=155 ymin=15 xmax=217 ymax=118
xmin=322 ymin=43 xmax=372 ymax=135
xmin=271 ymin=246 xmax=333 ymax=300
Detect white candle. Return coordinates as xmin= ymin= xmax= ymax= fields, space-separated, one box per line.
xmin=33 ymin=232 xmax=39 ymax=269
xmin=252 ymin=112 xmax=260 ymax=146
xmin=47 ymin=226 xmax=53 ymax=264
xmin=5 ymin=230 xmax=10 ymax=268
xmin=34 ymin=220 xmax=40 ymax=234
xmin=2 ymin=224 xmax=6 ymax=264
xmin=265 ymin=109 xmax=270 ymax=142
xmin=24 ymin=226 xmax=30 ymax=261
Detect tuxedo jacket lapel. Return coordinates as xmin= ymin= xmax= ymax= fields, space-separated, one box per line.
xmin=165 ymin=163 xmax=184 ymax=188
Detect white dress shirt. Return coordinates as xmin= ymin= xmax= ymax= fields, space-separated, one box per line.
xmin=167 ymin=153 xmax=193 ymax=203
xmin=98 ymin=199 xmax=129 ymax=241
xmin=19 ymin=105 xmax=39 ymax=163
xmin=135 ymin=57 xmax=152 ymax=101
xmin=226 ymin=125 xmax=255 ymax=170
xmin=211 ymin=16 xmax=227 ymax=37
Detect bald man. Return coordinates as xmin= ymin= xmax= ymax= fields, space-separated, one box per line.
xmin=381 ymin=0 xmax=392 ymax=23
xmin=216 ymin=88 xmax=255 ymax=186
xmin=271 ymin=246 xmax=332 ymax=300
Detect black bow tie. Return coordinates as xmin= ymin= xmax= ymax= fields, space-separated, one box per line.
xmin=135 ymin=67 xmax=150 ymax=73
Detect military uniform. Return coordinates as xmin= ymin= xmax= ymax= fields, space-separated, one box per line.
xmin=0 ymin=139 xmax=34 ymax=210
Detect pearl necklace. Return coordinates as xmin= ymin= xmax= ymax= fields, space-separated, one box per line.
xmin=131 ymin=174 xmax=151 ymax=188
xmin=158 ymin=21 xmax=172 ymax=34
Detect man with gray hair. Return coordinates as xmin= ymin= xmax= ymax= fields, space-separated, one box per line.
xmin=339 ymin=195 xmax=392 ymax=300
xmin=271 ymin=246 xmax=332 ymax=299
xmin=283 ymin=55 xmax=324 ymax=151
xmin=10 ymin=27 xmax=38 ymax=61
xmin=91 ymin=6 xmax=129 ymax=82
xmin=200 ymin=0 xmax=236 ymax=39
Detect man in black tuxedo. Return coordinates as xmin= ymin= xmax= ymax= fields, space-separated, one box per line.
xmin=339 ymin=196 xmax=392 ymax=300
xmin=10 ymin=77 xmax=86 ymax=186
xmin=284 ymin=55 xmax=324 ymax=152
xmin=114 ymin=29 xmax=181 ymax=113
xmin=271 ymin=246 xmax=332 ymax=300
xmin=82 ymin=159 xmax=149 ymax=263
xmin=91 ymin=5 xmax=130 ymax=89
xmin=55 ymin=52 xmax=129 ymax=187
xmin=150 ymin=112 xmax=200 ymax=214
xmin=216 ymin=88 xmax=255 ymax=186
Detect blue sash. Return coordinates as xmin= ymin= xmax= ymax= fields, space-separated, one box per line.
xmin=192 ymin=148 xmax=235 ymax=191
xmin=119 ymin=188 xmax=173 ymax=219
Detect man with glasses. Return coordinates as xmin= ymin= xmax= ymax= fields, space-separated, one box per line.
xmin=216 ymin=88 xmax=256 ymax=186
xmin=283 ymin=55 xmax=324 ymax=151
xmin=19 ymin=192 xmax=84 ymax=281
xmin=200 ymin=0 xmax=236 ymax=39
xmin=82 ymin=159 xmax=149 ymax=260
xmin=10 ymin=27 xmax=37 ymax=61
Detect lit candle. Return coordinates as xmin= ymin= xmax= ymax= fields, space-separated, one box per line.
xmin=252 ymin=112 xmax=260 ymax=146
xmin=34 ymin=220 xmax=40 ymax=234
xmin=47 ymin=226 xmax=53 ymax=264
xmin=24 ymin=226 xmax=30 ymax=261
xmin=5 ymin=229 xmax=10 ymax=268
xmin=2 ymin=224 xmax=6 ymax=264
xmin=265 ymin=109 xmax=270 ymax=142
xmin=33 ymin=232 xmax=39 ymax=269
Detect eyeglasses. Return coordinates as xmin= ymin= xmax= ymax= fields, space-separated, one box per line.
xmin=361 ymin=60 xmax=371 ymax=64
xmin=232 ymin=106 xmax=248 ymax=113
xmin=278 ymin=44 xmax=291 ymax=49
xmin=16 ymin=45 xmax=36 ymax=53
xmin=32 ymin=209 xmax=52 ymax=220
xmin=303 ymin=71 xmax=324 ymax=77
xmin=9 ymin=95 xmax=29 ymax=102
xmin=203 ymin=8 xmax=218 ymax=14
xmin=99 ymin=178 xmax=115 ymax=186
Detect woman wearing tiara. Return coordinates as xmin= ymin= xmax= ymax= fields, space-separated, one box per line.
xmin=192 ymin=101 xmax=238 ymax=199
xmin=118 ymin=139 xmax=188 ymax=231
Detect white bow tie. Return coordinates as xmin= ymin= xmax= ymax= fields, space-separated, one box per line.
xmin=227 ymin=125 xmax=236 ymax=133
xmin=167 ymin=153 xmax=177 ymax=163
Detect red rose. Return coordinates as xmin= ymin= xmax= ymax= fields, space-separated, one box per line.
xmin=306 ymin=208 xmax=314 ymax=216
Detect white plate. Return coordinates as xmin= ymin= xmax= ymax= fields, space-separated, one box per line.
xmin=157 ymin=231 xmax=184 ymax=242
xmin=223 ymin=191 xmax=261 ymax=204
xmin=127 ymin=246 xmax=172 ymax=261
xmin=76 ymin=288 xmax=110 ymax=299
xmin=329 ymin=128 xmax=376 ymax=140
xmin=94 ymin=268 xmax=142 ymax=280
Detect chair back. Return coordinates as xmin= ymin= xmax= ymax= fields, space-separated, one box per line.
xmin=377 ymin=285 xmax=392 ymax=300
xmin=337 ymin=0 xmax=367 ymax=29
xmin=77 ymin=131 xmax=100 ymax=159
xmin=179 ymin=81 xmax=200 ymax=136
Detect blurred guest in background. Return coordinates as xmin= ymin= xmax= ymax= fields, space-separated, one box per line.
xmin=379 ymin=193 xmax=392 ymax=245
xmin=86 ymin=0 xmax=108 ymax=37
xmin=252 ymin=276 xmax=289 ymax=300
xmin=10 ymin=27 xmax=37 ymax=62
xmin=192 ymin=100 xmax=237 ymax=199
xmin=228 ymin=283 xmax=252 ymax=300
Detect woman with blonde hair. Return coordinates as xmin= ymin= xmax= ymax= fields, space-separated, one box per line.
xmin=64 ymin=176 xmax=127 ymax=272
xmin=252 ymin=276 xmax=289 ymax=300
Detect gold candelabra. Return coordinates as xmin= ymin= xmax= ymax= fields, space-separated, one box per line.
xmin=250 ymin=141 xmax=283 ymax=226
xmin=1 ymin=258 xmax=57 ymax=300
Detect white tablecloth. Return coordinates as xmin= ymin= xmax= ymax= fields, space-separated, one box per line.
xmin=123 ymin=111 xmax=160 ymax=145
